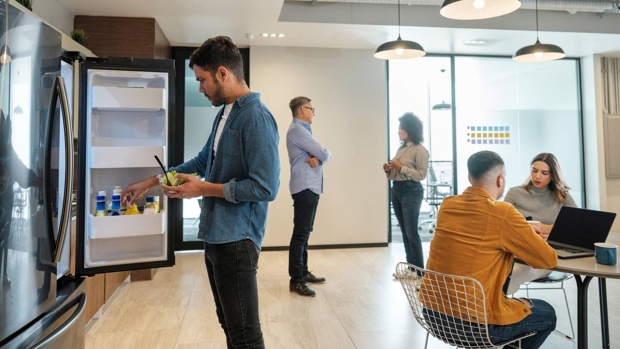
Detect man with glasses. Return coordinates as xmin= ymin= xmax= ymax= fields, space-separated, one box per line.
xmin=286 ymin=96 xmax=332 ymax=297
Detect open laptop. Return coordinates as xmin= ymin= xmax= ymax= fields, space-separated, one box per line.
xmin=546 ymin=206 xmax=616 ymax=259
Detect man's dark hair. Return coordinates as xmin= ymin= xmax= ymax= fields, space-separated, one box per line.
xmin=188 ymin=36 xmax=245 ymax=80
xmin=289 ymin=96 xmax=311 ymax=116
xmin=467 ymin=150 xmax=504 ymax=181
xmin=398 ymin=112 xmax=424 ymax=145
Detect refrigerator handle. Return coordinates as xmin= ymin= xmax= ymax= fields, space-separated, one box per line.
xmin=28 ymin=293 xmax=86 ymax=349
xmin=52 ymin=76 xmax=75 ymax=263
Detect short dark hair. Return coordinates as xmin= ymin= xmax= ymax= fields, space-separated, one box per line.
xmin=467 ymin=150 xmax=504 ymax=181
xmin=398 ymin=112 xmax=424 ymax=145
xmin=188 ymin=36 xmax=245 ymax=81
xmin=289 ymin=96 xmax=311 ymax=116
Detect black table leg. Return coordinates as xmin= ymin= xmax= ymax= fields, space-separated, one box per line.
xmin=575 ymin=275 xmax=594 ymax=349
xmin=599 ymin=278 xmax=609 ymax=349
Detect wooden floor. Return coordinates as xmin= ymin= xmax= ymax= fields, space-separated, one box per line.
xmin=85 ymin=242 xmax=620 ymax=349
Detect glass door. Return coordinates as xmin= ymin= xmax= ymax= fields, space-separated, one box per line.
xmin=171 ymin=47 xmax=250 ymax=251
xmin=387 ymin=56 xmax=454 ymax=241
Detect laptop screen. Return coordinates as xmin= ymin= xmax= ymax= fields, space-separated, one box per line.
xmin=547 ymin=206 xmax=616 ymax=250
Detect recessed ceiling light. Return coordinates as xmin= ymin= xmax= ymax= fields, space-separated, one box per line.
xmin=278 ymin=33 xmax=285 ymax=38
xmin=270 ymin=33 xmax=276 ymax=37
xmin=463 ymin=39 xmax=488 ymax=46
xmin=261 ymin=33 xmax=269 ymax=37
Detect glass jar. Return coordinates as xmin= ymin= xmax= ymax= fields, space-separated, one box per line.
xmin=144 ymin=196 xmax=159 ymax=214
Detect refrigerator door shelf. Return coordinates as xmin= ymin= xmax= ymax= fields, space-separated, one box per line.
xmin=89 ymin=146 xmax=165 ymax=168
xmin=92 ymin=86 xmax=166 ymax=111
xmin=88 ymin=212 xmax=165 ymax=239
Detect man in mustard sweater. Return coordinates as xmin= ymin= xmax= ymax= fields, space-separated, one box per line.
xmin=426 ymin=150 xmax=558 ymax=349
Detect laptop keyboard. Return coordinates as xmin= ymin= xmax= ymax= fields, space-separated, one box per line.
xmin=548 ymin=242 xmax=586 ymax=254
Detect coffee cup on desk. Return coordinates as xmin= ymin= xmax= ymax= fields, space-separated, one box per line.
xmin=594 ymin=243 xmax=618 ymax=266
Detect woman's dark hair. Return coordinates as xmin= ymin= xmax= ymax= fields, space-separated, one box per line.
xmin=524 ymin=152 xmax=571 ymax=203
xmin=398 ymin=112 xmax=424 ymax=145
xmin=188 ymin=36 xmax=245 ymax=81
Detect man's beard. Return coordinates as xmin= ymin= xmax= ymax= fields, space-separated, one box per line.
xmin=207 ymin=79 xmax=226 ymax=107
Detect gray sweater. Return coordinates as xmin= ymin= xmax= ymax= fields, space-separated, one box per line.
xmin=503 ymin=186 xmax=577 ymax=224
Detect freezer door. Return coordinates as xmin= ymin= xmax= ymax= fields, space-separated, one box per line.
xmin=1 ymin=2 xmax=65 ymax=345
xmin=0 ymin=278 xmax=86 ymax=349
xmin=75 ymin=58 xmax=176 ymax=276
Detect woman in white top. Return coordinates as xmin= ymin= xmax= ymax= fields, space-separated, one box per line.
xmin=504 ymin=152 xmax=576 ymax=294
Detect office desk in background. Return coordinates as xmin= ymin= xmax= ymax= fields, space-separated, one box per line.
xmin=552 ymin=232 xmax=620 ymax=349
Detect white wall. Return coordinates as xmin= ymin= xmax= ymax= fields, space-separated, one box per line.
xmin=584 ymin=55 xmax=620 ymax=232
xmin=250 ymin=46 xmax=388 ymax=248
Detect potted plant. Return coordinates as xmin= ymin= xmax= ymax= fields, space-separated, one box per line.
xmin=71 ymin=28 xmax=88 ymax=45
xmin=15 ymin=0 xmax=34 ymax=11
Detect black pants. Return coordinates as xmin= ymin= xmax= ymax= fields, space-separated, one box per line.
xmin=205 ymin=240 xmax=265 ymax=349
xmin=288 ymin=189 xmax=320 ymax=284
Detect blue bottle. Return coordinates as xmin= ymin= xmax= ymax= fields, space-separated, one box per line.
xmin=109 ymin=193 xmax=122 ymax=216
xmin=96 ymin=191 xmax=107 ymax=216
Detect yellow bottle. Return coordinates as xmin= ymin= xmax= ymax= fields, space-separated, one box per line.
xmin=125 ymin=203 xmax=140 ymax=215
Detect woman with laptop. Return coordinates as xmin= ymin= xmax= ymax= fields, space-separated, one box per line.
xmin=503 ymin=153 xmax=577 ymax=294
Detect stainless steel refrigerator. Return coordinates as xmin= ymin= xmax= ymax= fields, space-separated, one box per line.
xmin=1 ymin=2 xmax=176 ymax=348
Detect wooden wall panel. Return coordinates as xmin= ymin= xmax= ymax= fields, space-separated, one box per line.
xmin=74 ymin=16 xmax=170 ymax=59
xmin=154 ymin=20 xmax=171 ymax=59
xmin=104 ymin=271 xmax=131 ymax=302
xmin=84 ymin=274 xmax=105 ymax=323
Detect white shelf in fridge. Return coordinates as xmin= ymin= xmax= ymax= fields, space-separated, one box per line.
xmin=88 ymin=212 xmax=165 ymax=239
xmin=92 ymin=86 xmax=165 ymax=111
xmin=90 ymin=146 xmax=164 ymax=168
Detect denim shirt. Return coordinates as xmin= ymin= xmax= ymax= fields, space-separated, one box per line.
xmin=286 ymin=118 xmax=332 ymax=195
xmin=171 ymin=92 xmax=280 ymax=248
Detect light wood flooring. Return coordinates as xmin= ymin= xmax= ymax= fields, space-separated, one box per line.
xmin=85 ymin=243 xmax=620 ymax=349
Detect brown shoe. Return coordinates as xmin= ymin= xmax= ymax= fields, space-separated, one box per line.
xmin=289 ymin=282 xmax=316 ymax=297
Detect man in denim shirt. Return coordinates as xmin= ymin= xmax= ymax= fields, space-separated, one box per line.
xmin=286 ymin=96 xmax=332 ymax=297
xmin=122 ymin=36 xmax=279 ymax=349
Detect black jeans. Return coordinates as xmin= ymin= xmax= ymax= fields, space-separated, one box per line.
xmin=289 ymin=189 xmax=320 ymax=284
xmin=391 ymin=181 xmax=425 ymax=268
xmin=205 ymin=240 xmax=265 ymax=349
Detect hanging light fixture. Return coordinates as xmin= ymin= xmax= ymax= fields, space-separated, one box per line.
xmin=374 ymin=0 xmax=425 ymax=60
xmin=432 ymin=101 xmax=452 ymax=110
xmin=513 ymin=0 xmax=565 ymax=62
xmin=0 ymin=45 xmax=11 ymax=65
xmin=440 ymin=0 xmax=521 ymax=20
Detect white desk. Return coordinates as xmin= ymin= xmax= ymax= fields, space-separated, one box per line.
xmin=552 ymin=232 xmax=620 ymax=349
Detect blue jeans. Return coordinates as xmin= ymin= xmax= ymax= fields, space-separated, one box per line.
xmin=289 ymin=189 xmax=320 ymax=284
xmin=422 ymin=299 xmax=555 ymax=349
xmin=391 ymin=181 xmax=424 ymax=268
xmin=488 ymin=299 xmax=556 ymax=349
xmin=204 ymin=240 xmax=265 ymax=349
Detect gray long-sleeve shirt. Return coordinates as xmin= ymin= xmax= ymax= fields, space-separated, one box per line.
xmin=503 ymin=185 xmax=577 ymax=224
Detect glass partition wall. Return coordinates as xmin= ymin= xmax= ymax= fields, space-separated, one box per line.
xmin=388 ymin=56 xmax=583 ymax=242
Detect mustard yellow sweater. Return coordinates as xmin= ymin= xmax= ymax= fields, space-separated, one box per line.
xmin=425 ymin=186 xmax=558 ymax=325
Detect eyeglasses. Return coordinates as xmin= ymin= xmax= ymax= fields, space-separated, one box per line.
xmin=303 ymin=106 xmax=315 ymax=113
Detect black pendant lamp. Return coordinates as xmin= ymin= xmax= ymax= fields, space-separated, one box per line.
xmin=513 ymin=0 xmax=565 ymax=62
xmin=374 ymin=0 xmax=425 ymax=60
xmin=440 ymin=0 xmax=521 ymax=20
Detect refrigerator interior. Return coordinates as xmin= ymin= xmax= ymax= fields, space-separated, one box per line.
xmin=83 ymin=69 xmax=169 ymax=268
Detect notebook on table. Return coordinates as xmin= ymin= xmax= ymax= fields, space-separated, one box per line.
xmin=546 ymin=206 xmax=616 ymax=259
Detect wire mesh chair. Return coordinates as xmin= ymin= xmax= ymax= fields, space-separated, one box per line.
xmin=521 ymin=271 xmax=575 ymax=339
xmin=395 ymin=262 xmax=536 ymax=349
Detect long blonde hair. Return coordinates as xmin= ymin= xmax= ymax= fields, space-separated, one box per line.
xmin=524 ymin=153 xmax=570 ymax=203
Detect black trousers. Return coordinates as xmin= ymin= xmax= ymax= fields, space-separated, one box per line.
xmin=288 ymin=189 xmax=320 ymax=284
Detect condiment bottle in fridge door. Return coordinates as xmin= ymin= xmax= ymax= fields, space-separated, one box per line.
xmin=95 ymin=191 xmax=107 ymax=216
xmin=109 ymin=191 xmax=122 ymax=216
xmin=144 ymin=196 xmax=159 ymax=214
